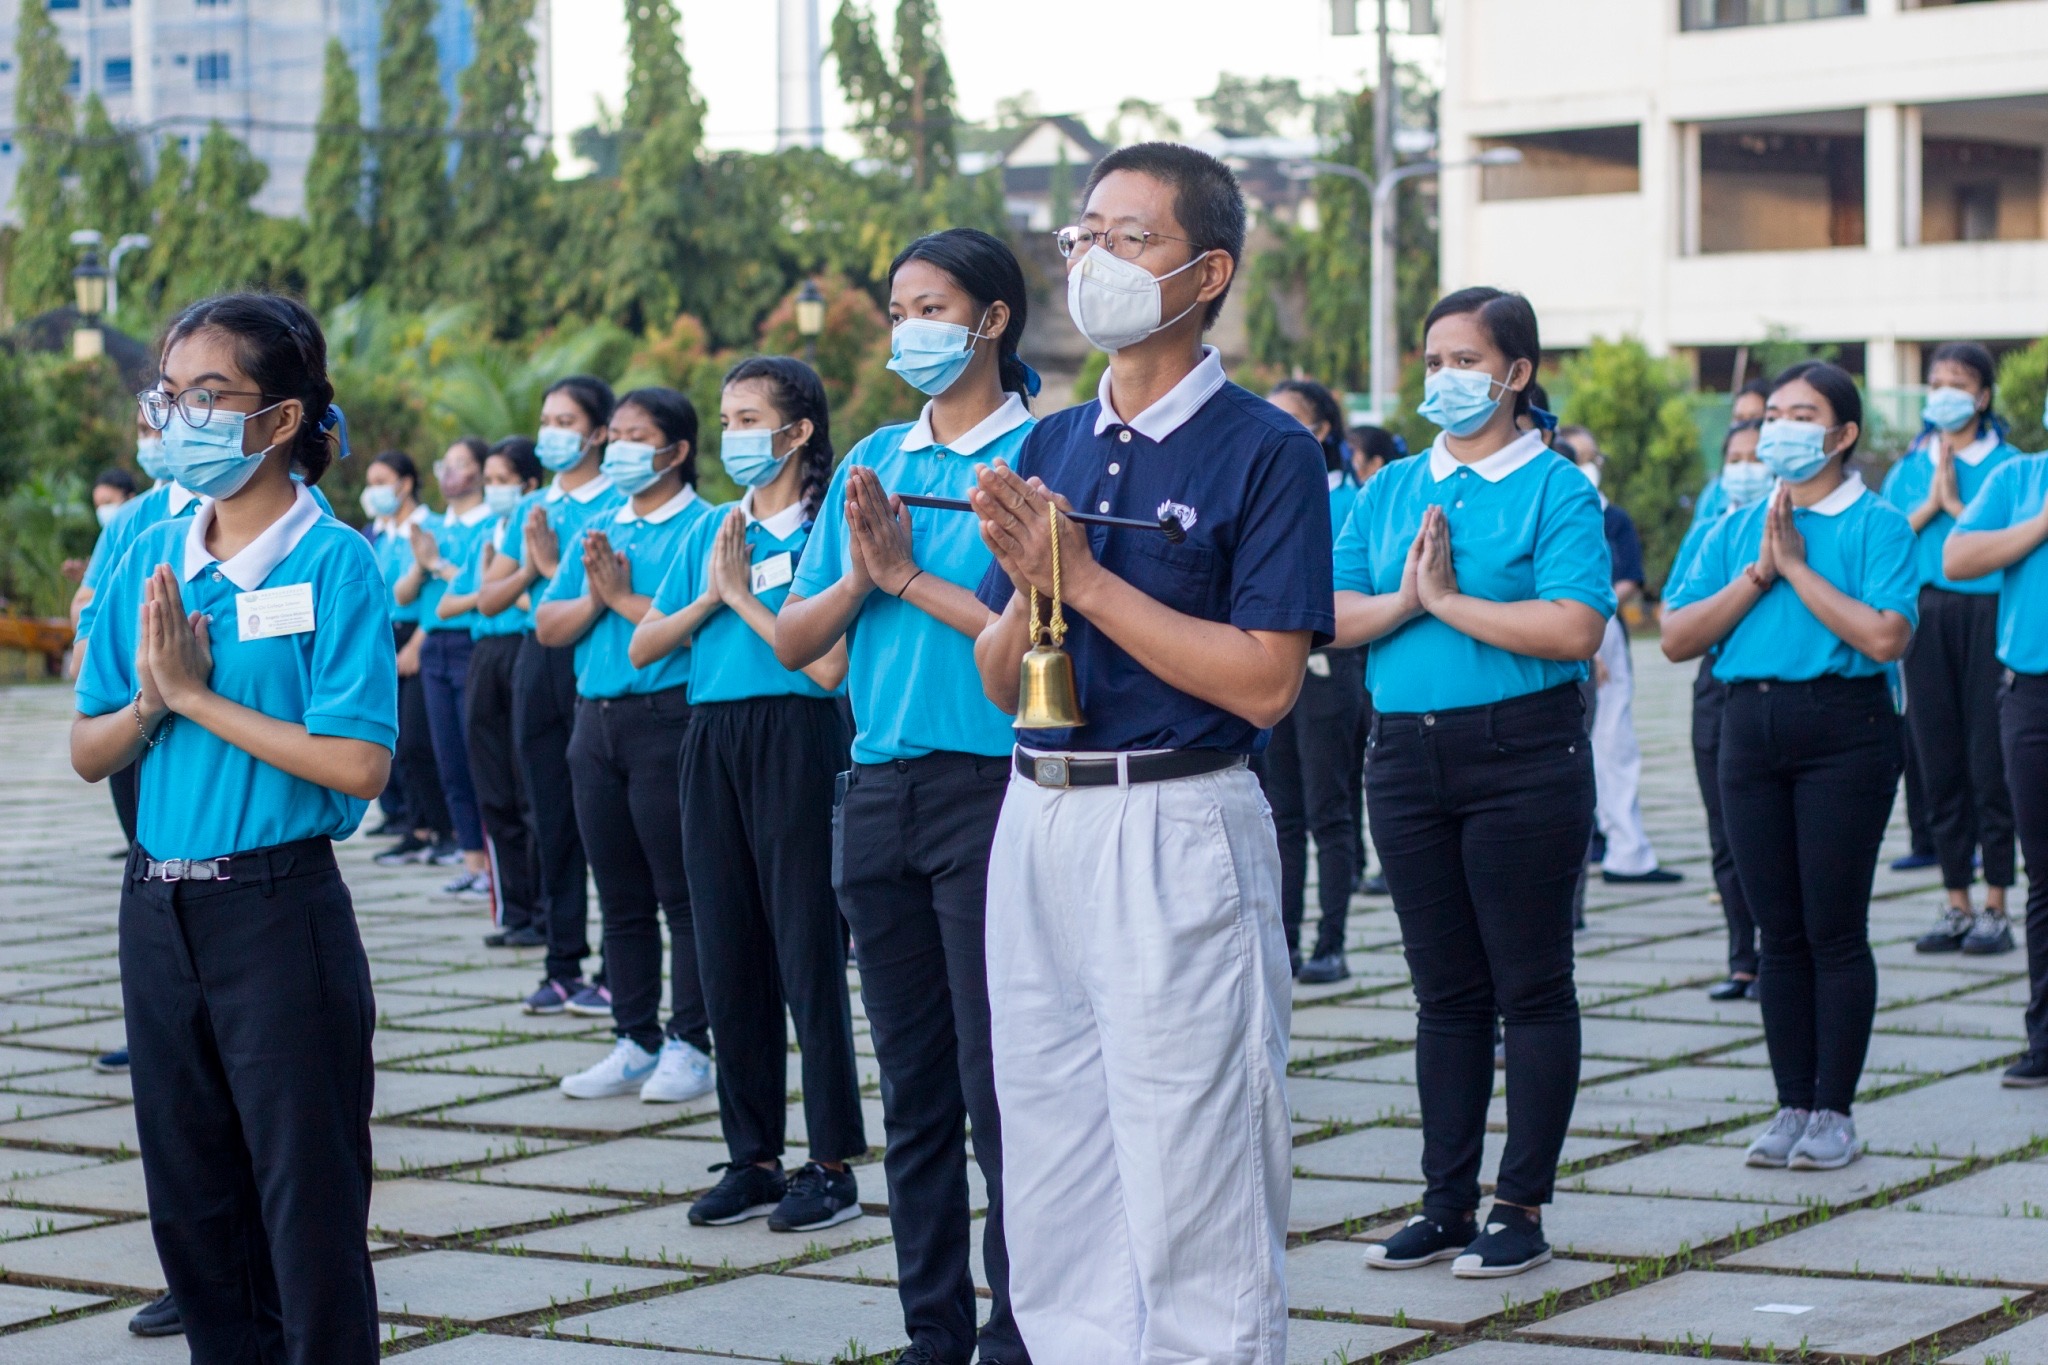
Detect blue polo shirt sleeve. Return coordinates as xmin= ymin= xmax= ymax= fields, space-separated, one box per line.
xmin=540 ymin=532 xmax=591 ymax=606
xmin=305 ymin=570 xmax=400 ymax=750
xmin=1230 ymin=429 xmax=1336 ymax=641
xmin=1535 ymin=468 xmax=1618 ymax=615
xmin=1667 ymin=512 xmax=1716 ymax=595
xmin=75 ymin=538 xmax=151 ymax=717
xmin=1956 ymin=459 xmax=2018 ymax=533
xmin=791 ymin=454 xmax=856 ymax=601
xmin=1664 ymin=512 xmax=1737 ymax=612
xmin=651 ymin=511 xmax=716 ymax=615
xmin=1606 ymin=505 xmax=1645 ymax=587
xmin=1331 ymin=473 xmax=1382 ymax=594
xmin=1860 ymin=502 xmax=1922 ymax=625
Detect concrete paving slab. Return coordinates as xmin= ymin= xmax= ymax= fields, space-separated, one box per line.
xmin=1567 ymin=1142 xmax=1956 ymax=1204
xmin=0 ymin=1103 xmax=138 ymax=1153
xmin=373 ymin=1248 xmax=691 ymax=1323
xmin=371 ymin=1030 xmax=500 ymax=1065
xmin=672 ymin=1096 xmax=890 ymax=1151
xmin=1294 ymin=1127 xmax=1630 ymax=1183
xmin=1287 ymin=1179 xmax=1427 ymax=1235
xmin=0 ymin=1305 xmax=192 ymax=1362
xmin=1719 ymin=1031 xmax=2020 ymax=1076
xmin=1284 ymin=1318 xmax=1429 ymax=1364
xmin=545 ymin=1272 xmax=908 ymax=1360
xmin=0 ymin=1279 xmax=106 ymax=1327
xmin=1519 ymin=1269 xmax=2010 ymax=1360
xmin=1900 ymin=1160 xmax=2048 ymax=1217
xmin=1944 ymin=1314 xmax=2048 ymax=1365
xmin=1578 ymin=1064 xmax=1781 ymax=1105
xmin=1289 ymin=1006 xmax=1419 ymax=1043
xmin=1724 ymin=1207 xmax=2048 ymax=1286
xmin=784 ymin=1217 xmax=990 ymax=1292
xmin=1430 ymin=1344 xmax=1682 ymax=1365
xmin=369 ymin=1179 xmax=630 ymax=1240
xmin=0 ymin=1217 xmax=164 ymax=1291
xmin=0 ymin=1094 xmax=114 ymax=1126
xmin=1578 ymin=1016 xmax=1760 ymax=1061
xmin=401 ymin=1335 xmax=683 ymax=1362
xmin=0 ymin=1156 xmax=147 ymax=1213
xmin=1876 ymin=1001 xmax=2030 ymax=1039
xmin=1490 ymin=1091 xmax=1766 ymax=1139
xmin=493 ymin=1200 xmax=884 ymax=1270
xmin=1536 ymin=1190 xmax=1802 ymax=1258
xmin=1839 ymin=1073 xmax=2048 ymax=1159
xmin=372 ymin=1124 xmax=567 ymax=1176
xmin=470 ymin=1137 xmax=744 ymax=1197
xmin=1286 ymin=1241 xmax=1613 ymax=1329
xmin=0 ymin=1205 xmax=100 ymax=1240
xmin=1285 ymin=1078 xmax=1421 ymax=1126
xmin=432 ymin=1087 xmax=720 ymax=1134
xmin=0 ymin=1044 xmax=101 ymax=1078
xmin=404 ymin=1038 xmax=622 ymax=1079
xmin=370 ymin=1070 xmax=536 ymax=1120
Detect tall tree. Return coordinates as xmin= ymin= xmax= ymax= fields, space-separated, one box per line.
xmin=450 ymin=0 xmax=552 ymax=338
xmin=8 ymin=0 xmax=74 ymax=319
xmin=138 ymin=137 xmax=196 ymax=316
xmin=599 ymin=0 xmax=707 ymax=331
xmin=373 ymin=0 xmax=451 ymax=309
xmin=829 ymin=0 xmax=956 ymax=189
xmin=74 ymin=95 xmax=147 ymax=240
xmin=304 ymin=39 xmax=371 ymax=312
xmin=182 ymin=124 xmax=269 ymax=303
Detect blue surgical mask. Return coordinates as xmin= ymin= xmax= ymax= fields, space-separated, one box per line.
xmin=721 ymin=425 xmax=794 ymax=488
xmin=1720 ymin=461 xmax=1774 ymax=509
xmin=1922 ymin=387 xmax=1980 ymax=434
xmin=1418 ymin=367 xmax=1510 ymax=438
xmin=136 ymin=437 xmax=172 ymax=483
xmin=536 ymin=426 xmax=587 ymax=473
xmin=483 ymin=483 xmax=524 ymax=517
xmin=95 ymin=502 xmax=120 ymax=529
xmin=888 ymin=311 xmax=992 ymax=397
xmin=159 ymin=402 xmax=282 ymax=501
xmin=1757 ymin=419 xmax=1834 ymax=484
xmin=360 ymin=484 xmax=402 ymax=521
xmin=600 ymin=440 xmax=669 ymax=497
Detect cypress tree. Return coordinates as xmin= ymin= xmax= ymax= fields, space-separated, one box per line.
xmin=74 ymin=95 xmax=147 ymax=240
xmin=138 ymin=136 xmax=196 ymax=315
xmin=602 ymin=0 xmax=706 ymax=331
xmin=373 ymin=0 xmax=451 ymax=309
xmin=450 ymin=0 xmax=551 ymax=338
xmin=304 ymin=38 xmax=371 ymax=312
xmin=828 ymin=0 xmax=956 ymax=189
xmin=8 ymin=0 xmax=75 ymax=319
xmin=183 ymin=123 xmax=269 ymax=301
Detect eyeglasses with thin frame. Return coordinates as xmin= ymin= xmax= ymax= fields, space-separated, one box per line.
xmin=136 ymin=386 xmax=281 ymax=432
xmin=1053 ymin=225 xmax=1202 ymax=261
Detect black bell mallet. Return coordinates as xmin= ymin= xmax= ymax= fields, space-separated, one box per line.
xmin=893 ymin=493 xmax=1187 ymax=543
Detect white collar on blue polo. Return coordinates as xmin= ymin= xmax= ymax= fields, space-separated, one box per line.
xmin=373 ymin=503 xmax=430 ymax=537
xmin=547 ymin=471 xmax=614 ymax=504
xmin=1804 ymin=470 xmax=1866 ymax=517
xmin=1427 ymin=429 xmax=1549 ymax=484
xmin=903 ymin=391 xmax=1031 ymax=456
xmin=614 ymin=483 xmax=699 ymax=526
xmin=452 ymin=500 xmax=494 ymax=527
xmin=741 ymin=487 xmax=807 ymax=539
xmin=1953 ymin=432 xmax=1998 ymax=467
xmin=1092 ymin=345 xmax=1227 ymax=442
xmin=166 ymin=484 xmax=199 ymax=516
xmin=182 ymin=484 xmax=322 ymax=591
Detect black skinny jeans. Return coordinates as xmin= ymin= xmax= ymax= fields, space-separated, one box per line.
xmin=1999 ymin=672 xmax=2048 ymax=1054
xmin=567 ymin=689 xmax=709 ymax=1056
xmin=395 ymin=623 xmax=451 ymax=840
xmin=1257 ymin=646 xmax=1366 ymax=959
xmin=1692 ymin=662 xmax=1757 ymax=978
xmin=834 ymin=753 xmax=1026 ymax=1365
xmin=465 ymin=633 xmax=539 ymax=931
xmin=1719 ymin=676 xmax=1899 ymax=1115
xmin=1903 ymin=587 xmax=2015 ymax=890
xmin=1367 ymin=682 xmax=1591 ymax=1216
xmin=514 ymin=636 xmax=593 ymax=985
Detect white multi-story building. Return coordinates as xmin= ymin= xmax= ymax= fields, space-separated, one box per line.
xmin=0 ymin=0 xmax=548 ymax=220
xmin=1436 ymin=0 xmax=2048 ymax=399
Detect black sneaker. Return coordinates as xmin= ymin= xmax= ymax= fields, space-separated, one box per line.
xmin=372 ymin=833 xmax=430 ymax=867
xmin=1891 ymin=851 xmax=1940 ymax=872
xmin=1288 ymin=949 xmax=1303 ymax=979
xmin=1452 ymin=1204 xmax=1552 ymax=1278
xmin=768 ymin=1161 xmax=862 ymax=1232
xmin=93 ymin=1048 xmax=129 ymax=1074
xmin=1363 ymin=1213 xmax=1474 ymax=1270
xmin=1298 ymin=951 xmax=1350 ymax=984
xmin=1960 ymin=912 xmax=2016 ymax=956
xmin=1707 ymin=976 xmax=1757 ymax=1001
xmin=129 ymin=1292 xmax=182 ymax=1336
xmin=687 ymin=1162 xmax=786 ymax=1226
xmin=1361 ymin=873 xmax=1390 ymax=897
xmin=2003 ymin=1051 xmax=2048 ymax=1089
xmin=484 ymin=924 xmax=547 ymax=949
xmin=1602 ymin=867 xmax=1683 ymax=885
xmin=367 ymin=816 xmax=408 ymax=838
xmin=1915 ymin=905 xmax=1974 ymax=954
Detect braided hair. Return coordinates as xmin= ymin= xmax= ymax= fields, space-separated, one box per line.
xmin=721 ymin=356 xmax=835 ymax=522
xmin=162 ymin=292 xmax=341 ymax=483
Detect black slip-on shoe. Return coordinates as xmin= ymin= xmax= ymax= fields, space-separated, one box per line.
xmin=1452 ymin=1205 xmax=1552 ymax=1279
xmin=1363 ymin=1213 xmax=1474 ymax=1270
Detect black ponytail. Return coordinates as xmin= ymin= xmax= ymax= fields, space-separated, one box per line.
xmin=722 ymin=356 xmax=835 ymax=522
xmin=163 ymin=292 xmax=340 ymax=484
xmin=888 ymin=228 xmax=1035 ymax=400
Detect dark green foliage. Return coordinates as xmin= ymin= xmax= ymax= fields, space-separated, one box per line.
xmin=450 ymin=0 xmax=554 ymax=339
xmin=1559 ymin=337 xmax=1705 ymax=592
xmin=374 ymin=0 xmax=452 ymax=308
xmin=829 ymin=0 xmax=956 ymax=189
xmin=304 ymin=39 xmax=371 ymax=312
xmin=9 ymin=0 xmax=75 ymax=319
xmin=1996 ymin=338 xmax=2047 ymax=454
xmin=74 ymin=96 xmax=147 ymax=242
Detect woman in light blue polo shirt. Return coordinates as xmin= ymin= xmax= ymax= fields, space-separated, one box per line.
xmin=632 ymin=355 xmax=865 ymax=1236
xmin=1332 ymin=287 xmax=1611 ymax=1279
xmin=1945 ymin=434 xmax=2048 ymax=1087
xmin=1665 ymin=360 xmax=1918 ymax=1172
xmin=1881 ymin=342 xmax=2022 ymax=956
xmin=533 ymin=387 xmax=716 ymax=1107
xmin=774 ymin=229 xmax=1033 ymax=1363
xmin=71 ymin=292 xmax=392 ymax=1361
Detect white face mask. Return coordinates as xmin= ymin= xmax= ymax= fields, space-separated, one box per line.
xmin=1576 ymin=460 xmax=1603 ymax=490
xmin=1065 ymin=244 xmax=1210 ymax=353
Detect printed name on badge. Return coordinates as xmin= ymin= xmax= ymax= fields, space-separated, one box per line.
xmin=235 ymin=582 xmax=316 ymax=640
xmin=751 ymin=552 xmax=795 ymax=594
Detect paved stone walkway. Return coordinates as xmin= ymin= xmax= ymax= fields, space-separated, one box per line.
xmin=0 ymin=645 xmax=2039 ymax=1362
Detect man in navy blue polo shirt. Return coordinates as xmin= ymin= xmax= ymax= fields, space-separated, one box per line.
xmin=969 ymin=143 xmax=1332 ymax=1365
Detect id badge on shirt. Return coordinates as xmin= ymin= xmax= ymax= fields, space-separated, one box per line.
xmin=235 ymin=583 xmax=315 ymax=640
xmin=751 ymin=552 xmax=795 ymax=595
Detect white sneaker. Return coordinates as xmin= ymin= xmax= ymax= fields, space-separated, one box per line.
xmin=640 ymin=1038 xmax=715 ymax=1104
xmin=441 ymin=869 xmax=478 ymax=896
xmin=458 ymin=873 xmax=495 ymax=903
xmin=559 ymin=1038 xmax=659 ymax=1099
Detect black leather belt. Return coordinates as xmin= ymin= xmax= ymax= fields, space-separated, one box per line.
xmin=127 ymin=836 xmax=335 ymax=884
xmin=1013 ymin=747 xmax=1244 ymax=789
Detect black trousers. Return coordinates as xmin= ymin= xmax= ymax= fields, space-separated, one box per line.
xmin=1720 ymin=676 xmax=1898 ymax=1114
xmin=2000 ymin=672 xmax=2048 ymax=1053
xmin=1903 ymin=724 xmax=1936 ymax=858
xmin=1366 ymin=683 xmax=1590 ymax=1215
xmin=681 ymin=696 xmax=866 ymax=1166
xmin=568 ymin=689 xmax=708 ymax=1055
xmin=834 ymin=753 xmax=1024 ymax=1365
xmin=465 ymin=633 xmax=540 ymax=931
xmin=1692 ymin=662 xmax=1757 ymax=977
xmin=1904 ymin=587 xmax=2016 ymax=890
xmin=395 ymin=624 xmax=451 ymax=840
xmin=1257 ymin=646 xmax=1366 ymax=958
xmin=110 ymin=760 xmax=139 ymax=848
xmin=121 ymin=839 xmax=377 ymax=1365
xmin=515 ymin=635 xmax=593 ymax=985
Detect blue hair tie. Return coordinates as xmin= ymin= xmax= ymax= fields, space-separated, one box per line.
xmin=1021 ymin=362 xmax=1042 ymax=399
xmin=321 ymin=404 xmax=351 ymax=461
xmin=1528 ymin=405 xmax=1560 ymax=432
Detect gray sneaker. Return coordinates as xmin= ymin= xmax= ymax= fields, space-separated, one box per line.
xmin=1960 ymin=911 xmax=2016 ymax=956
xmin=1787 ymin=1109 xmax=1860 ymax=1170
xmin=1744 ymin=1107 xmax=1810 ymax=1168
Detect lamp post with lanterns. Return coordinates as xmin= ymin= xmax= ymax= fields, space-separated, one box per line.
xmin=795 ymin=279 xmax=825 ymax=367
xmin=69 ymin=230 xmax=108 ymax=362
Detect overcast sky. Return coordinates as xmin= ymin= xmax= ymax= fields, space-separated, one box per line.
xmin=549 ymin=0 xmax=1441 ymax=168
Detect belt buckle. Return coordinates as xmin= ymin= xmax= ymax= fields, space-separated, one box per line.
xmin=158 ymin=858 xmax=187 ymax=881
xmin=1032 ymin=757 xmax=1071 ymax=789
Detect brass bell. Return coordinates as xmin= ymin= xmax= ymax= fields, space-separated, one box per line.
xmin=1013 ymin=502 xmax=1086 ymax=730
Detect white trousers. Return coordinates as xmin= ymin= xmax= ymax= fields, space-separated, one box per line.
xmin=1592 ymin=616 xmax=1660 ymax=875
xmin=987 ymin=764 xmax=1292 ymax=1365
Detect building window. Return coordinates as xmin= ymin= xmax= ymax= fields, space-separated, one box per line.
xmin=194 ymin=51 xmax=231 ymax=86
xmin=1681 ymin=0 xmax=1863 ymax=29
xmin=1479 ymin=126 xmax=1640 ymax=201
xmin=64 ymin=57 xmax=79 ymax=88
xmin=1699 ymin=128 xmax=1866 ymax=252
xmin=104 ymin=56 xmax=132 ymax=89
xmin=46 ymin=0 xmax=82 ymax=10
xmin=1921 ymin=138 xmax=2041 ymax=244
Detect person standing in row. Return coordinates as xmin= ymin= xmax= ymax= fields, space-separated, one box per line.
xmin=535 ymin=388 xmax=719 ymax=1105
xmin=635 ymin=358 xmax=867 ymax=1234
xmin=970 ymin=144 xmax=1329 ymax=1362
xmin=1665 ymin=361 xmax=1917 ymax=1172
xmin=439 ymin=438 xmax=546 ymax=944
xmin=1347 ymin=423 xmax=1412 ymax=899
xmin=363 ymin=452 xmax=455 ymax=868
xmin=1882 ymin=343 xmax=2021 ymax=956
xmin=1668 ymin=419 xmax=1773 ymax=1000
xmin=72 ymin=292 xmax=391 ymax=1363
xmin=494 ymin=377 xmax=619 ymax=1014
xmin=777 ymin=229 xmax=1036 ymax=1365
xmin=1337 ymin=288 xmax=1612 ymax=1279
xmin=1262 ymin=377 xmax=1368 ymax=983
xmin=1944 ymin=416 xmax=2048 ymax=1088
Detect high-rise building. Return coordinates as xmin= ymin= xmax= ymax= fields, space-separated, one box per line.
xmin=0 ymin=0 xmax=552 ymax=221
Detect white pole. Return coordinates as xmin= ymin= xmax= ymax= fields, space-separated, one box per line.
xmin=777 ymin=0 xmax=822 ymax=150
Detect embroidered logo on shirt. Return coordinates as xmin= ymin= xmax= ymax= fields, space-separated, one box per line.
xmin=1156 ymin=500 xmax=1198 ymax=534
